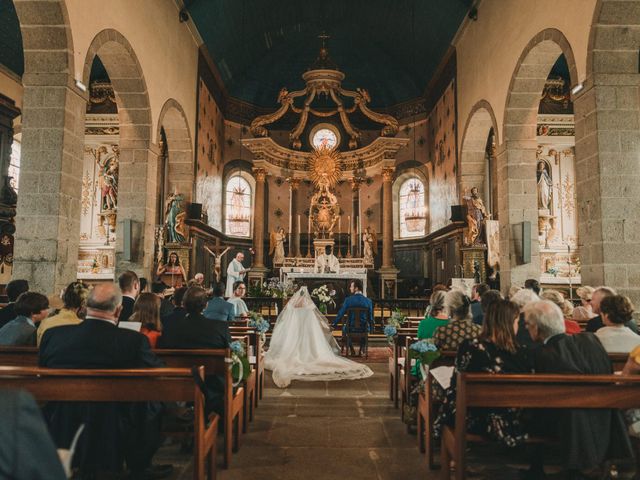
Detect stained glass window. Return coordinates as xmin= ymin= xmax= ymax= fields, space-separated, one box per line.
xmin=225 ymin=175 xmax=252 ymax=237
xmin=399 ymin=178 xmax=426 ymax=238
xmin=311 ymin=128 xmax=338 ymax=150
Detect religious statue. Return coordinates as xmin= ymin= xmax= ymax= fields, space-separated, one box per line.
xmin=315 ymin=245 xmax=340 ymax=273
xmin=156 ymin=251 xmax=187 ymax=288
xmin=164 ymin=191 xmax=187 ymax=243
xmin=362 ymin=226 xmax=377 ymax=264
xmin=269 ymin=227 xmax=287 ymax=265
xmin=537 ymin=160 xmax=553 ymax=211
xmin=204 ymin=245 xmax=231 ymax=283
xmin=463 ymin=186 xmax=490 ymax=246
xmin=97 ymin=146 xmax=119 ymax=212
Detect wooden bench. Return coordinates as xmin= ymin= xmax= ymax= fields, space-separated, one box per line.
xmin=230 ymin=334 xmax=256 ymax=434
xmin=229 ymin=326 xmax=265 ymax=405
xmin=155 ymin=349 xmax=243 ymax=469
xmin=442 ymin=373 xmax=640 ymax=480
xmin=0 ymin=366 xmax=218 ymax=480
xmin=388 ymin=327 xmax=417 ymax=408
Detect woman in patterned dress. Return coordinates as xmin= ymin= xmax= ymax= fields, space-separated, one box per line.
xmin=433 ymin=299 xmax=532 ymax=447
xmin=432 ymin=289 xmax=481 ymax=351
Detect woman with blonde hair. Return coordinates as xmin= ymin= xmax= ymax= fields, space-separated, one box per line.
xmin=130 ymin=292 xmax=162 ymax=348
xmin=37 ymin=282 xmax=90 ymax=346
xmin=572 ymin=286 xmax=596 ymax=322
xmin=541 ymin=289 xmax=581 ymax=335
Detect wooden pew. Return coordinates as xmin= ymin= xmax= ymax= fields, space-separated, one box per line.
xmin=230 ymin=334 xmax=256 ymax=434
xmin=0 ymin=366 xmax=218 ymax=480
xmin=442 ymin=373 xmax=640 ymax=480
xmin=155 ymin=349 xmax=243 ymax=469
xmin=388 ymin=327 xmax=417 ymax=408
xmin=0 ymin=345 xmax=38 ymax=366
xmin=229 ymin=326 xmax=265 ymax=405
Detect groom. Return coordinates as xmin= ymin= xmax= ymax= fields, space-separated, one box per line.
xmin=332 ymin=279 xmax=373 ymax=355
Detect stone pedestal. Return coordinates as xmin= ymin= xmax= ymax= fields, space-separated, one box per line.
xmin=378 ymin=266 xmax=399 ymax=299
xmin=248 ymin=266 xmax=269 ymax=288
xmin=461 ymin=246 xmax=487 ymax=283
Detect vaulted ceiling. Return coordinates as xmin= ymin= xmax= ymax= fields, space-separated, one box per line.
xmin=187 ymin=0 xmax=472 ymax=108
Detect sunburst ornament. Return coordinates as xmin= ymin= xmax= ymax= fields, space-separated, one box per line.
xmin=309 ymin=146 xmax=342 ymax=188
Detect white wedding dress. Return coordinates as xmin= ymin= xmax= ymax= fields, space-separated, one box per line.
xmin=264 ymin=287 xmax=373 ymax=388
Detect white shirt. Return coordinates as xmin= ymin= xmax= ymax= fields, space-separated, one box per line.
xmin=595 ymin=326 xmax=640 ymax=353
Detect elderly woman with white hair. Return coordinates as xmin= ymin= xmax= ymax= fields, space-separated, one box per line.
xmin=432 ymin=289 xmax=481 ymax=351
xmin=522 ymin=300 xmax=633 ymax=477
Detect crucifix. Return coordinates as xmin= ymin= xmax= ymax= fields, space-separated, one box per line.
xmin=204 ymin=244 xmax=231 ymax=283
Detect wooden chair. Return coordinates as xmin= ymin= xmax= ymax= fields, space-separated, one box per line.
xmin=0 ymin=366 xmax=218 ymax=480
xmin=341 ymin=307 xmax=371 ymax=359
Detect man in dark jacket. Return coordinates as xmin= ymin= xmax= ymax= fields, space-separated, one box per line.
xmin=523 ymin=300 xmax=633 ymax=478
xmin=0 ymin=279 xmax=29 ymax=329
xmin=40 ymin=283 xmax=170 ymax=479
xmin=160 ymin=286 xmax=187 ymax=330
xmin=117 ymin=270 xmax=139 ymax=323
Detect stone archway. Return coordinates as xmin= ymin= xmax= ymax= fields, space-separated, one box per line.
xmin=575 ymin=0 xmax=640 ymax=304
xmin=12 ymin=0 xmax=88 ymax=294
xmin=157 ymin=99 xmax=194 ymax=202
xmin=459 ymin=100 xmax=499 ymax=213
xmin=498 ymin=28 xmax=578 ymax=290
xmin=82 ymin=29 xmax=154 ymax=277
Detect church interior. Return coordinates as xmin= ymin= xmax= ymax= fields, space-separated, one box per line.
xmin=1 ymin=0 xmax=640 ymax=479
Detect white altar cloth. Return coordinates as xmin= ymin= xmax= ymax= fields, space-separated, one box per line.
xmin=283 ymin=270 xmax=368 ymax=296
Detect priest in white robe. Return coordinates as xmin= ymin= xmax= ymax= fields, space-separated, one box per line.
xmin=226 ymin=252 xmax=248 ymax=297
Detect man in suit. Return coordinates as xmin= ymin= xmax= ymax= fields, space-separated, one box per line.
xmin=118 ymin=270 xmax=139 ymax=323
xmin=0 ymin=279 xmax=29 ymax=329
xmin=333 ymin=279 xmax=373 ymax=355
xmin=523 ymin=300 xmax=633 ymax=478
xmin=0 ymin=389 xmax=67 ymax=479
xmin=40 ymin=283 xmax=170 ymax=479
xmin=0 ymin=292 xmax=49 ymax=346
xmin=203 ymin=282 xmax=235 ymax=321
xmin=586 ymin=286 xmax=638 ymax=333
xmin=160 ymin=286 xmax=187 ymax=331
xmin=151 ymin=282 xmax=175 ymax=318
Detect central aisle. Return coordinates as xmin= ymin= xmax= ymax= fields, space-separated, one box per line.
xmin=219 ymin=362 xmax=425 ymax=480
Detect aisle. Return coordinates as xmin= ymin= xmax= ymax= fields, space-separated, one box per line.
xmin=217 ymin=362 xmax=424 ymax=480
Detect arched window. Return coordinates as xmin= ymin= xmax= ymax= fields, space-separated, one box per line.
xmin=224 ymin=174 xmax=252 ymax=237
xmin=399 ymin=177 xmax=426 ymax=238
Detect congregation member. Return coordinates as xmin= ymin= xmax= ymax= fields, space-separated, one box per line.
xmin=151 ymin=282 xmax=175 ymax=318
xmin=130 ymin=292 xmax=163 ymax=348
xmin=227 ymin=281 xmax=250 ymax=318
xmin=118 ymin=270 xmax=140 ymax=323
xmin=333 ymin=279 xmax=374 ymax=355
xmin=540 ymin=289 xmax=581 ymax=335
xmin=523 ymin=300 xmax=633 ymax=478
xmin=595 ymin=295 xmax=640 ymax=353
xmin=510 ymin=288 xmax=539 ymax=348
xmin=37 ymin=281 xmax=89 ymax=346
xmin=621 ymin=345 xmax=640 ymax=467
xmin=187 ymin=272 xmax=205 ymax=288
xmin=433 ymin=289 xmax=481 ymax=351
xmin=417 ymin=290 xmax=448 ymax=339
xmin=0 ymin=279 xmax=29 ymax=329
xmin=434 ymin=299 xmax=531 ymax=446
xmin=480 ymin=289 xmax=503 ymax=318
xmin=39 ymin=283 xmax=169 ymax=479
xmin=469 ymin=283 xmax=489 ymax=325
xmin=160 ymin=286 xmax=187 ymax=328
xmin=586 ymin=286 xmax=638 ymax=333
xmin=139 ymin=277 xmax=149 ymax=293
xmin=0 ymin=292 xmax=49 ymax=346
xmin=203 ymin=282 xmax=235 ymax=321
xmin=524 ymin=278 xmax=541 ymax=295
xmin=572 ymin=286 xmax=596 ymax=321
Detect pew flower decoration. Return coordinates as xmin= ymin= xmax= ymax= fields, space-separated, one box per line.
xmin=229 ymin=340 xmax=250 ymax=386
xmin=384 ymin=308 xmax=407 ymax=344
xmin=408 ymin=339 xmax=440 ymax=366
xmin=311 ymin=284 xmax=336 ymax=314
xmin=248 ymin=311 xmax=270 ymax=342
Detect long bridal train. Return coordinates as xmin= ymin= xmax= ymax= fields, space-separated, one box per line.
xmin=264 ymin=287 xmax=373 ymax=388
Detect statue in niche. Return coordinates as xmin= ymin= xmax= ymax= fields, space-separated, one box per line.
xmin=269 ymin=227 xmax=287 ymax=265
xmin=537 ymin=160 xmax=553 ymax=212
xmin=97 ymin=146 xmax=119 ymax=212
xmin=362 ymin=226 xmax=377 ymax=264
xmin=463 ymin=186 xmax=490 ymax=246
xmin=165 ymin=191 xmax=187 ymax=243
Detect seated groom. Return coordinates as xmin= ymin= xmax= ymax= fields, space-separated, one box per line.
xmin=332 ymin=279 xmax=373 ymax=354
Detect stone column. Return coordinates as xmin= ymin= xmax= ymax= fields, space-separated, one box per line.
xmin=350 ymin=177 xmax=361 ymax=256
xmin=288 ymin=178 xmax=301 ymax=257
xmin=248 ymin=167 xmax=269 ymax=286
xmin=13 ymin=80 xmax=87 ymax=295
xmin=378 ymin=166 xmax=399 ymax=298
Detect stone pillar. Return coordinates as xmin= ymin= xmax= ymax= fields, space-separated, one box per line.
xmin=378 ymin=166 xmax=399 ymax=298
xmin=249 ymin=167 xmax=268 ymax=285
xmin=288 ymin=178 xmax=301 ymax=257
xmin=13 ymin=80 xmax=87 ymax=295
xmin=350 ymin=177 xmax=361 ymax=256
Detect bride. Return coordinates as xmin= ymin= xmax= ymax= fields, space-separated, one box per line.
xmin=264 ymin=286 xmax=373 ymax=388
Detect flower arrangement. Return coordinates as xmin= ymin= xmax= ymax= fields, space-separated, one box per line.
xmin=263 ymin=277 xmax=298 ymax=299
xmin=408 ymin=339 xmax=440 ymax=366
xmin=229 ymin=340 xmax=250 ymax=385
xmin=384 ymin=308 xmax=407 ymax=344
xmin=248 ymin=310 xmax=270 ymax=341
xmin=311 ymin=284 xmax=336 ymax=314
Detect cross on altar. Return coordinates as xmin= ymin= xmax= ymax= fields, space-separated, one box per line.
xmin=204 ymin=244 xmax=231 ymax=283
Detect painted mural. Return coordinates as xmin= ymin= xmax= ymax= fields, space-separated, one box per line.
xmin=427 ymin=81 xmax=458 ymax=233
xmin=195 ymin=78 xmax=225 ymax=230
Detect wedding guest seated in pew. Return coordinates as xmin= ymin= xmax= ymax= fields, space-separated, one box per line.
xmin=572 ymin=286 xmax=596 ymax=322
xmin=433 ymin=290 xmax=481 ymax=351
xmin=540 ymin=289 xmax=581 ymax=335
xmin=160 ymin=286 xmax=187 ymax=328
xmin=510 ymin=288 xmax=539 ymax=348
xmin=0 ymin=292 xmax=49 ymax=346
xmin=37 ymin=282 xmax=89 ymax=346
xmin=227 ymin=281 xmax=249 ymax=319
xmin=595 ymin=295 xmax=640 ymax=354
xmin=151 ymin=282 xmax=175 ymax=319
xmin=480 ymin=289 xmax=503 ymax=324
xmin=130 ymin=292 xmax=163 ymax=348
xmin=523 ymin=300 xmax=633 ymax=479
xmin=469 ymin=283 xmax=489 ymax=326
xmin=586 ymin=286 xmax=638 ymax=333
xmin=39 ymin=283 xmax=171 ymax=480
xmin=417 ymin=290 xmax=448 ymax=339
xmin=203 ymin=282 xmax=235 ymax=322
xmin=118 ymin=270 xmax=140 ymax=323
xmin=0 ymin=279 xmax=29 ymax=329
xmin=434 ymin=299 xmax=531 ymax=447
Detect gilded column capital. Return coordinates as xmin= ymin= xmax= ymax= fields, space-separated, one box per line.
xmin=381 ymin=166 xmax=395 ymax=183
xmin=287 ymin=177 xmax=301 ymax=190
xmin=253 ymin=167 xmax=267 ymax=182
xmin=349 ymin=177 xmax=363 ymax=191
